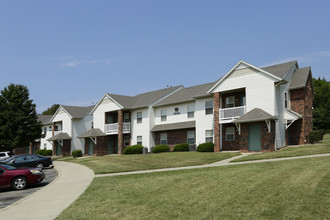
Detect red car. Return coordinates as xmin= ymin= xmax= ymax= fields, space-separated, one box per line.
xmin=0 ymin=164 xmax=45 ymax=190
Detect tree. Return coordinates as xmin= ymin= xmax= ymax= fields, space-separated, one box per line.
xmin=42 ymin=104 xmax=60 ymax=115
xmin=0 ymin=84 xmax=42 ymax=152
xmin=313 ymin=77 xmax=330 ymax=131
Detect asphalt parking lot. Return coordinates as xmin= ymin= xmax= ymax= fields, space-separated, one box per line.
xmin=0 ymin=167 xmax=58 ymax=210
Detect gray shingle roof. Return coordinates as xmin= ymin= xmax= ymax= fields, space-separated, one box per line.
xmin=38 ymin=115 xmax=52 ymax=125
xmin=261 ymin=61 xmax=297 ymax=79
xmin=151 ymin=121 xmax=195 ymax=132
xmin=289 ymin=67 xmax=311 ymax=90
xmin=77 ymin=128 xmax=106 ymax=138
xmin=61 ymin=105 xmax=95 ymax=119
xmin=107 ymin=85 xmax=183 ymax=109
xmin=154 ymin=82 xmax=216 ymax=107
xmin=47 ymin=132 xmax=71 ymax=141
xmin=233 ymin=108 xmax=277 ymax=123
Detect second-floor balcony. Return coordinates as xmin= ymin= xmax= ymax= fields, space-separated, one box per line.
xmin=220 ymin=106 xmax=245 ymax=123
xmin=105 ymin=122 xmax=130 ymax=134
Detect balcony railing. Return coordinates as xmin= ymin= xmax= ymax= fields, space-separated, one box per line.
xmin=105 ymin=122 xmax=130 ymax=134
xmin=220 ymin=106 xmax=245 ymax=122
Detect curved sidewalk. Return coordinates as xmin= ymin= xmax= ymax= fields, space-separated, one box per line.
xmin=0 ymin=161 xmax=94 ymax=220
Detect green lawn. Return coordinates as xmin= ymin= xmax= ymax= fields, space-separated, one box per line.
xmin=64 ymin=152 xmax=240 ymax=174
xmin=57 ymin=157 xmax=330 ymax=220
xmin=231 ymin=134 xmax=330 ymax=162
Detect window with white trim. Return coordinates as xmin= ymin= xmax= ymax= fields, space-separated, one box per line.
xmin=160 ymin=133 xmax=167 ymax=145
xmin=205 ymin=130 xmax=213 ymax=143
xmin=124 ymin=113 xmax=130 ymax=122
xmin=187 ymin=131 xmax=195 ymax=144
xmin=226 ymin=96 xmax=235 ymax=108
xmin=137 ymin=112 xmax=142 ymax=123
xmin=124 ymin=136 xmax=130 ymax=146
xmin=205 ymin=100 xmax=213 ymax=115
xmin=137 ymin=136 xmax=142 ymax=145
xmin=187 ymin=105 xmax=194 ymax=118
xmin=225 ymin=127 xmax=235 ymax=141
xmin=161 ymin=109 xmax=167 ymax=121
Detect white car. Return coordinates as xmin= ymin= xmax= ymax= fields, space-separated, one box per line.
xmin=0 ymin=151 xmax=12 ymax=161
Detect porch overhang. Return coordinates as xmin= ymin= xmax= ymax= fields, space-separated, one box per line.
xmin=47 ymin=132 xmax=71 ymax=146
xmin=284 ymin=110 xmax=302 ymax=129
xmin=233 ymin=108 xmax=277 ymax=134
xmin=77 ymin=128 xmax=106 ymax=145
xmin=151 ymin=121 xmax=195 ymax=132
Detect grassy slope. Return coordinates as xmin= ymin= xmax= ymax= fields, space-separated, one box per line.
xmin=231 ymin=134 xmax=330 ymax=162
xmin=64 ymin=152 xmax=240 ymax=174
xmin=57 ymin=157 xmax=330 ymax=220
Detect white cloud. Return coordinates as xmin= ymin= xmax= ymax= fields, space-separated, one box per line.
xmin=262 ymin=50 xmax=330 ymax=67
xmin=59 ymin=58 xmax=112 ymax=68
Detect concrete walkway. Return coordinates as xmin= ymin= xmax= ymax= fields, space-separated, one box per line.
xmin=95 ymin=153 xmax=330 ymax=178
xmin=0 ymin=161 xmax=94 ymax=220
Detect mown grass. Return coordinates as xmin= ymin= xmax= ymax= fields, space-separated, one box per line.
xmin=231 ymin=134 xmax=330 ymax=162
xmin=57 ymin=157 xmax=330 ymax=220
xmin=65 ymin=152 xmax=240 ymax=174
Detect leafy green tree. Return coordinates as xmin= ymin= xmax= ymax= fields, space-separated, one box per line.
xmin=0 ymin=84 xmax=42 ymax=151
xmin=313 ymin=77 xmax=330 ymax=131
xmin=42 ymin=104 xmax=60 ymax=115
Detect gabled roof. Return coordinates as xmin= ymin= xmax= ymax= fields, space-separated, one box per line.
xmin=38 ymin=115 xmax=52 ymax=125
xmin=208 ymin=60 xmax=283 ymax=93
xmin=61 ymin=105 xmax=95 ymax=119
xmin=77 ymin=128 xmax=106 ymax=138
xmin=234 ymin=108 xmax=277 ymax=123
xmin=151 ymin=121 xmax=195 ymax=132
xmin=261 ymin=61 xmax=297 ymax=79
xmin=289 ymin=66 xmax=311 ymax=90
xmin=47 ymin=132 xmax=71 ymax=141
xmin=104 ymin=86 xmax=183 ymax=109
xmin=154 ymin=82 xmax=216 ymax=107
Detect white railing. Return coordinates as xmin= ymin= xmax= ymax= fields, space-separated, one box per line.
xmin=105 ymin=122 xmax=130 ymax=134
xmin=220 ymin=106 xmax=245 ymax=121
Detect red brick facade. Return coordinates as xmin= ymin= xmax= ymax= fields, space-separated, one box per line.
xmin=154 ymin=128 xmax=195 ymax=150
xmin=288 ymin=74 xmax=313 ymax=145
xmin=213 ymin=92 xmax=220 ymax=152
xmin=84 ymin=136 xmax=109 ymax=156
xmin=221 ymin=124 xmax=240 ymax=150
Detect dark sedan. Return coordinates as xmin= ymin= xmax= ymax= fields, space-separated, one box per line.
xmin=0 ymin=154 xmax=53 ymax=170
xmin=0 ymin=164 xmax=45 ymax=190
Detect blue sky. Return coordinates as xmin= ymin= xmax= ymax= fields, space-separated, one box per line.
xmin=1 ymin=0 xmax=329 ymax=113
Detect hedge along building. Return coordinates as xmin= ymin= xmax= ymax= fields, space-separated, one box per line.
xmin=79 ymin=86 xmax=183 ymax=156
xmin=47 ymin=105 xmax=94 ymax=156
xmin=208 ymin=60 xmax=313 ymax=152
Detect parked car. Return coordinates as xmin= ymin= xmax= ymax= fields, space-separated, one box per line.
xmin=0 ymin=164 xmax=45 ymax=190
xmin=0 ymin=154 xmax=53 ymax=170
xmin=0 ymin=151 xmax=13 ymax=161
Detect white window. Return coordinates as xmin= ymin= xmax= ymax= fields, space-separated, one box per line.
xmin=124 ymin=113 xmax=130 ymax=122
xmin=161 ymin=109 xmax=167 ymax=121
xmin=226 ymin=96 xmax=235 ymax=108
xmin=187 ymin=131 xmax=195 ymax=144
xmin=187 ymin=105 xmax=194 ymax=118
xmin=284 ymin=92 xmax=288 ymax=109
xmin=137 ymin=136 xmax=142 ymax=145
xmin=205 ymin=130 xmax=213 ymax=143
xmin=124 ymin=136 xmax=130 ymax=146
xmin=225 ymin=127 xmax=235 ymax=141
xmin=160 ymin=133 xmax=167 ymax=145
xmin=137 ymin=112 xmax=142 ymax=123
xmin=205 ymin=100 xmax=213 ymax=115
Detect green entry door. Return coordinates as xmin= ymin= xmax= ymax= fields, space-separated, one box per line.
xmin=56 ymin=142 xmax=61 ymax=156
xmin=88 ymin=139 xmax=93 ymax=155
xmin=248 ymin=124 xmax=261 ymax=151
xmin=108 ymin=136 xmax=118 ymax=154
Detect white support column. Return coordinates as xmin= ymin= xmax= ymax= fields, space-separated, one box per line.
xmin=265 ymin=120 xmax=271 ymax=133
xmin=235 ymin=123 xmax=241 ymax=135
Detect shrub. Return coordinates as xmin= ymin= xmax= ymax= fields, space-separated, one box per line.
xmin=152 ymin=145 xmax=170 ymax=153
xmin=173 ymin=143 xmax=189 ymax=152
xmin=197 ymin=142 xmax=214 ymax=152
xmin=72 ymin=150 xmax=83 ymax=158
xmin=310 ymin=130 xmax=324 ymax=144
xmin=35 ymin=149 xmax=53 ymax=156
xmin=123 ymin=145 xmax=144 ymax=154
